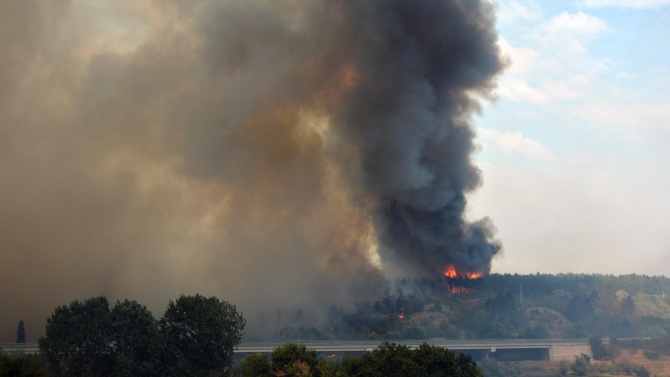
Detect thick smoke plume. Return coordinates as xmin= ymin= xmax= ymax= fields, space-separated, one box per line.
xmin=0 ymin=0 xmax=503 ymax=341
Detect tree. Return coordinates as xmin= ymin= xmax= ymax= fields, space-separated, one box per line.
xmin=160 ymin=294 xmax=245 ymax=376
xmin=621 ymin=296 xmax=636 ymax=317
xmin=271 ymin=343 xmax=317 ymax=376
xmin=0 ymin=353 xmax=44 ymax=377
xmin=240 ymin=354 xmax=271 ymax=377
xmin=276 ymin=360 xmax=311 ymax=377
xmin=412 ymin=343 xmax=480 ymax=377
xmin=110 ymin=300 xmax=164 ymax=376
xmin=38 ymin=296 xmax=114 ymax=377
xmin=39 ymin=294 xmax=244 ymax=377
xmin=589 ymin=334 xmax=620 ymax=361
xmin=342 ymin=342 xmax=422 ymax=377
xmin=313 ymin=359 xmax=343 ymax=377
xmin=589 ymin=335 xmax=606 ymax=360
xmin=342 ymin=342 xmax=481 ymax=377
xmin=16 ymin=320 xmax=26 ymax=344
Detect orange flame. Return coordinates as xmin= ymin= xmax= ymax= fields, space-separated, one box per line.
xmin=443 ymin=264 xmax=482 ymax=279
xmin=397 ymin=312 xmax=405 ymax=319
xmin=444 ymin=265 xmax=458 ymax=278
xmin=467 ymin=272 xmax=482 ymax=279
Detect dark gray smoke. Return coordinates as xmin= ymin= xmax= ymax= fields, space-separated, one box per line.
xmin=321 ymin=1 xmax=504 ymax=276
xmin=0 ymin=0 xmax=503 ymax=341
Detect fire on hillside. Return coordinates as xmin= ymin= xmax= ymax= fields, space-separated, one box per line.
xmin=443 ymin=264 xmax=483 ymax=280
xmin=444 ymin=264 xmax=482 ymax=294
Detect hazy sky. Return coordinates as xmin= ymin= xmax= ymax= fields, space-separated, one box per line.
xmin=470 ymin=0 xmax=670 ymax=275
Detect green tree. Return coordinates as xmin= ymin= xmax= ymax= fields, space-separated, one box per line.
xmin=110 ymin=300 xmax=164 ymax=376
xmin=342 ymin=342 xmax=422 ymax=377
xmin=38 ymin=296 xmax=114 ymax=377
xmin=16 ymin=320 xmax=26 ymax=344
xmin=160 ymin=294 xmax=245 ymax=376
xmin=240 ymin=354 xmax=271 ymax=377
xmin=313 ymin=359 xmax=343 ymax=377
xmin=277 ymin=360 xmax=311 ymax=377
xmin=412 ymin=343 xmax=480 ymax=377
xmin=271 ymin=343 xmax=317 ymax=376
xmin=342 ymin=342 xmax=482 ymax=377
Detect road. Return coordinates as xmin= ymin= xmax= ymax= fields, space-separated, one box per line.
xmin=1 ymin=338 xmax=591 ymax=361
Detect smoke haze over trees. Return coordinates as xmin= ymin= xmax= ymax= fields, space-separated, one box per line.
xmin=244 ymin=273 xmax=670 ymax=342
xmin=0 ymin=0 xmax=504 ymax=341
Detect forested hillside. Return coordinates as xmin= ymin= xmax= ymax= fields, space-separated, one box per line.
xmin=250 ymin=274 xmax=670 ymax=341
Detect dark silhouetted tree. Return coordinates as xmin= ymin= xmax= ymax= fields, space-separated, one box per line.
xmin=110 ymin=300 xmax=164 ymax=376
xmin=160 ymin=294 xmax=245 ymax=376
xmin=39 ymin=294 xmax=245 ymax=377
xmin=16 ymin=320 xmax=26 ymax=344
xmin=342 ymin=342 xmax=481 ymax=377
xmin=39 ymin=296 xmax=114 ymax=377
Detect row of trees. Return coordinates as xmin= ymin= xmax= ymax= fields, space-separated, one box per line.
xmin=1 ymin=341 xmax=484 ymax=377
xmin=38 ymin=294 xmax=245 ymax=377
xmin=271 ymin=273 xmax=669 ymax=341
xmin=236 ymin=342 xmax=482 ymax=377
xmin=400 ymin=273 xmax=670 ymax=298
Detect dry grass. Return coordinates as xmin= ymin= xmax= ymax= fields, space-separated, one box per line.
xmin=500 ymin=350 xmax=670 ymax=377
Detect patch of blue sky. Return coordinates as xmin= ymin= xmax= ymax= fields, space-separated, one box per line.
xmin=470 ymin=0 xmax=670 ymax=274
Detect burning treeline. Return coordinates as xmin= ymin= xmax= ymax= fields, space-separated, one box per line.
xmin=0 ymin=0 xmax=503 ymax=341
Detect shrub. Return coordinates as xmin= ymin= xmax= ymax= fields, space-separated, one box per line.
xmin=636 ymin=366 xmax=650 ymax=377
xmin=643 ymin=350 xmax=659 ymax=360
xmin=558 ymin=360 xmax=569 ymax=377
xmin=571 ymin=355 xmax=591 ymax=376
xmin=0 ymin=352 xmax=44 ymax=377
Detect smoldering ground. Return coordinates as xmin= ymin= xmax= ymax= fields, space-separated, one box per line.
xmin=0 ymin=0 xmax=504 ymax=341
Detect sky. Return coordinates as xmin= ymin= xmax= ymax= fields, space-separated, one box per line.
xmin=1 ymin=0 xmax=669 ymax=342
xmin=470 ymin=0 xmax=670 ymax=275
